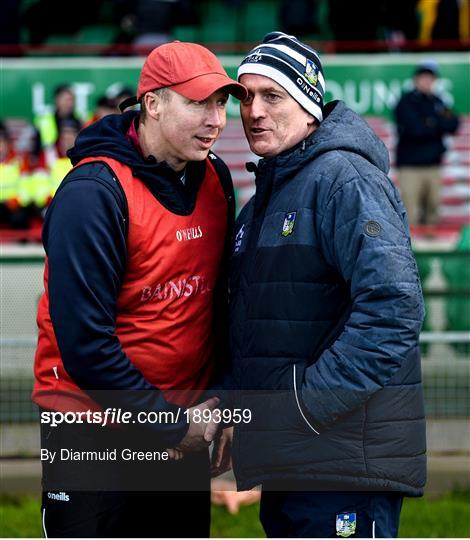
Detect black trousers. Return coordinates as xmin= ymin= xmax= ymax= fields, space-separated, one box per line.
xmin=41 ymin=490 xmax=210 ymax=538
xmin=260 ymin=490 xmax=404 ymax=538
xmin=40 ymin=418 xmax=210 ymax=537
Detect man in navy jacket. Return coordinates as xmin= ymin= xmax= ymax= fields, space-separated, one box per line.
xmin=395 ymin=60 xmax=459 ymax=225
xmin=226 ymin=32 xmax=426 ymax=538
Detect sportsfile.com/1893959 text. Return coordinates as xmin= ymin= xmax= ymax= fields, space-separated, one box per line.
xmin=40 ymin=407 xmax=252 ymax=428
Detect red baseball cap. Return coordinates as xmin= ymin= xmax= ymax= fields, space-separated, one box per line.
xmin=120 ymin=41 xmax=247 ymax=111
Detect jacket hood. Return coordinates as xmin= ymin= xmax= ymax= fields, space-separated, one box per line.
xmin=269 ymin=101 xmax=390 ymax=182
xmin=68 ymin=111 xmax=183 ymax=184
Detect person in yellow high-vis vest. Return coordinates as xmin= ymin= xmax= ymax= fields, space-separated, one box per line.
xmin=49 ymin=156 xmax=73 ymax=197
xmin=44 ymin=119 xmax=79 ymax=201
xmin=33 ymin=85 xmax=81 ymax=221
xmin=0 ymin=155 xmax=21 ymax=225
xmin=18 ymin=163 xmax=51 ymax=221
xmin=0 ymin=121 xmax=23 ymax=226
xmin=34 ymin=85 xmax=82 ymax=148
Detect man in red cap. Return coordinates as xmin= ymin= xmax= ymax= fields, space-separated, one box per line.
xmin=33 ymin=41 xmax=246 ymax=537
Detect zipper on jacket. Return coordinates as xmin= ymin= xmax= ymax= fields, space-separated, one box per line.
xmin=293 ymin=365 xmax=320 ymax=435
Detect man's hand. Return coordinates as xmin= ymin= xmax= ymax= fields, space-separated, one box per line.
xmin=211 ymin=426 xmax=233 ymax=477
xmin=211 ymin=479 xmax=261 ymax=514
xmin=166 ymin=448 xmax=183 ymax=460
xmin=176 ymin=397 xmax=220 ymax=453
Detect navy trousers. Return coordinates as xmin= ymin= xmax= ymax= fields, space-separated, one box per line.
xmin=260 ymin=490 xmax=403 ymax=538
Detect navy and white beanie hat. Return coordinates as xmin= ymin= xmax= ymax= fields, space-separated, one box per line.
xmin=238 ymin=31 xmax=325 ymax=122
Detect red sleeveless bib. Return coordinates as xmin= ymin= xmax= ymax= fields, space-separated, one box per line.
xmin=33 ymin=156 xmax=228 ymax=410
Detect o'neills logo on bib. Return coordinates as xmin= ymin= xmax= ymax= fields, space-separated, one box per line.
xmin=176 ymin=226 xmax=203 ymax=242
xmin=47 ymin=491 xmax=70 ymax=502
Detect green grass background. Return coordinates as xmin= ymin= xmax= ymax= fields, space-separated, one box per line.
xmin=1 ymin=491 xmax=470 ymax=537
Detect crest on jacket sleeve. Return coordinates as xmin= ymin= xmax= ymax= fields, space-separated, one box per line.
xmin=281 ymin=212 xmax=296 ymax=237
xmin=336 ymin=513 xmax=356 ymax=537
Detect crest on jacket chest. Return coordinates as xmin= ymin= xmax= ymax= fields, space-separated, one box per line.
xmin=281 ymin=211 xmax=297 ymax=237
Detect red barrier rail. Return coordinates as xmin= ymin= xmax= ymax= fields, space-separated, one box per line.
xmin=1 ymin=39 xmax=469 ymax=56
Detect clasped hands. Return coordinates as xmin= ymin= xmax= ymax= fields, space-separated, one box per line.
xmin=165 ymin=397 xmax=233 ymax=476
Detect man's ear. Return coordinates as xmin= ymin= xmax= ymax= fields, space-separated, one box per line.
xmin=143 ymin=92 xmax=161 ymax=120
xmin=306 ymin=112 xmax=316 ymax=128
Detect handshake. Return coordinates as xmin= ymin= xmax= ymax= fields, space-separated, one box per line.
xmin=166 ymin=397 xmax=232 ymax=476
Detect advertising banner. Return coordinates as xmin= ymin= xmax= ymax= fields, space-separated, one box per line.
xmin=1 ymin=53 xmax=469 ymax=122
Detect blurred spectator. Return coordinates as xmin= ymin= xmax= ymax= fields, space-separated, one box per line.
xmin=460 ymin=0 xmax=470 ymax=40
xmin=417 ymin=0 xmax=464 ymax=43
xmin=13 ymin=118 xmax=80 ymax=227
xmin=34 ymin=84 xmax=82 ymax=149
xmin=394 ymin=60 xmax=459 ymax=225
xmin=417 ymin=0 xmax=440 ymax=43
xmin=18 ymin=149 xmax=50 ymax=225
xmin=45 ymin=119 xmax=80 ymax=197
xmin=105 ymin=83 xmax=135 ymax=110
xmin=0 ymin=120 xmax=44 ymax=229
xmin=10 ymin=124 xmax=50 ymax=228
xmin=0 ymin=121 xmax=22 ymax=226
xmin=84 ymin=95 xmax=118 ymax=127
xmin=94 ymin=96 xmax=118 ymax=119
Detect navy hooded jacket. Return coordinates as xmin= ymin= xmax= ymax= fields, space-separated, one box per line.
xmin=37 ymin=112 xmax=234 ymax=446
xmin=228 ymin=101 xmax=426 ymax=494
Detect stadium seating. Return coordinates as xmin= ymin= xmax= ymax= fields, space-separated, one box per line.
xmin=74 ymin=25 xmax=118 ymax=46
